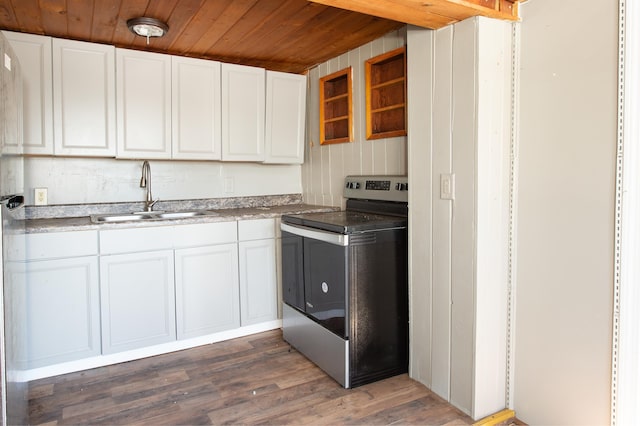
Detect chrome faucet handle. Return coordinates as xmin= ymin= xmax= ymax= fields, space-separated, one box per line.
xmin=145 ymin=198 xmax=159 ymax=212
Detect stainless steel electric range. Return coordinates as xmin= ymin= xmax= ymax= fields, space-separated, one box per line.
xmin=280 ymin=175 xmax=408 ymax=388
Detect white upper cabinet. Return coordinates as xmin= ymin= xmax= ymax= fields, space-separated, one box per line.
xmin=3 ymin=31 xmax=52 ymax=155
xmin=264 ymin=71 xmax=306 ymax=164
xmin=116 ymin=48 xmax=171 ymax=159
xmin=171 ymin=56 xmax=221 ymax=160
xmin=221 ymin=63 xmax=265 ymax=161
xmin=52 ymin=38 xmax=116 ymax=157
xmin=1 ymin=33 xmax=306 ymax=163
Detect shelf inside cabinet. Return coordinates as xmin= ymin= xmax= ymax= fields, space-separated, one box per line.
xmin=366 ymin=47 xmax=407 ymax=140
xmin=320 ymin=67 xmax=353 ymax=145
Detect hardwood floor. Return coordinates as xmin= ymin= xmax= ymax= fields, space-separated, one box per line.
xmin=28 ymin=330 xmax=473 ymax=425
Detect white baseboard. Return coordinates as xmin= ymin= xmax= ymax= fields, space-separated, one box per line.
xmin=17 ymin=320 xmax=282 ymax=382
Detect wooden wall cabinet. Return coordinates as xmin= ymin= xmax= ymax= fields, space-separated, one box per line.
xmin=365 ymin=47 xmax=407 ymax=140
xmin=320 ymin=67 xmax=352 ymax=144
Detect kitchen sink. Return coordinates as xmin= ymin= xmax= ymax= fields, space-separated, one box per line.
xmin=92 ymin=214 xmax=153 ymax=223
xmin=157 ymin=211 xmax=208 ymax=219
xmin=90 ymin=210 xmax=219 ymax=224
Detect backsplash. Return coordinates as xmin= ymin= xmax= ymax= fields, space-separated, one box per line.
xmin=24 ymin=157 xmax=302 ymax=205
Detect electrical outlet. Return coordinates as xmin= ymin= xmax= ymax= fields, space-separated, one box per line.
xmin=224 ymin=177 xmax=234 ymax=194
xmin=34 ymin=188 xmax=48 ymax=205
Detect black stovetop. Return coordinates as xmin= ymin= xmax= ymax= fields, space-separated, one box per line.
xmin=281 ymin=199 xmax=407 ymax=234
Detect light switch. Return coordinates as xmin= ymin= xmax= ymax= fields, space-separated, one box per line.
xmin=440 ymin=173 xmax=455 ymax=200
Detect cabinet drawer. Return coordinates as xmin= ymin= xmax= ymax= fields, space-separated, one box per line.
xmin=22 ymin=230 xmax=98 ymax=261
xmin=173 ymin=221 xmax=237 ymax=248
xmin=238 ymin=218 xmax=275 ymax=241
xmin=99 ymin=226 xmax=173 ymax=254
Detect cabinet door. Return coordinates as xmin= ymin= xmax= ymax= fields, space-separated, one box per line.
xmin=53 ymin=38 xmax=116 ymax=156
xmin=172 ymin=56 xmax=221 ymax=160
xmin=221 ymin=63 xmax=265 ymax=161
xmin=1 ymin=36 xmax=22 ymax=155
xmin=175 ymin=243 xmax=240 ymax=339
xmin=3 ymin=31 xmax=53 ymax=155
xmin=100 ymin=250 xmax=176 ymax=354
xmin=264 ymin=71 xmax=306 ymax=164
xmin=239 ymin=238 xmax=277 ymax=326
xmin=21 ymin=256 xmax=101 ymax=368
xmin=116 ymin=48 xmax=171 ymax=159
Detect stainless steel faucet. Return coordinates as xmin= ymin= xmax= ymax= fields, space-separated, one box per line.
xmin=139 ymin=160 xmax=158 ymax=212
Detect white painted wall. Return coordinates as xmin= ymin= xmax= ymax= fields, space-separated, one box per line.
xmin=302 ymin=29 xmax=407 ymax=208
xmin=513 ymin=0 xmax=616 ymax=424
xmin=24 ymin=157 xmax=301 ymax=205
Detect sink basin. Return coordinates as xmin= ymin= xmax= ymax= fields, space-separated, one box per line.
xmin=157 ymin=211 xmax=208 ymax=219
xmin=92 ymin=214 xmax=153 ymax=223
xmin=90 ymin=210 xmax=218 ymax=224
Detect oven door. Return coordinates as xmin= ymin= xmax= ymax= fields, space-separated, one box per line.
xmin=280 ymin=223 xmax=349 ymax=338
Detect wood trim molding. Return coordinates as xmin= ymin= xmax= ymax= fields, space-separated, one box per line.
xmin=307 ymin=0 xmax=520 ymax=29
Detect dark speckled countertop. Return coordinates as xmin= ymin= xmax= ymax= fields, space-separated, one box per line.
xmin=23 ymin=199 xmax=340 ymax=234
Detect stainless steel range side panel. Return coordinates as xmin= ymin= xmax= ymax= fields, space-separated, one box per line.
xmin=282 ymin=304 xmax=349 ymax=388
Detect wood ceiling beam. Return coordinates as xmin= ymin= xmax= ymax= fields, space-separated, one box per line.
xmin=307 ymin=0 xmax=520 ymax=29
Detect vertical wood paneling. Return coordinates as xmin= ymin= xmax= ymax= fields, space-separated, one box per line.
xmin=408 ymin=18 xmax=512 ymax=421
xmin=473 ymin=17 xmax=511 ymax=419
xmin=303 ymin=28 xmax=408 ymax=207
xmin=406 ymin=24 xmax=434 ymax=392
xmin=449 ymin=17 xmax=477 ymax=416
xmin=382 ymin=32 xmax=406 ymax=175
xmin=431 ymin=24 xmax=454 ymax=401
xmin=327 ymin=53 xmax=349 ymax=205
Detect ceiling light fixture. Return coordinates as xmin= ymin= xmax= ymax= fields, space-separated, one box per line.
xmin=127 ymin=17 xmax=169 ymax=45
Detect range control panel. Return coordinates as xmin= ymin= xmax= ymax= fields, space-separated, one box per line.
xmin=344 ymin=175 xmax=408 ymax=202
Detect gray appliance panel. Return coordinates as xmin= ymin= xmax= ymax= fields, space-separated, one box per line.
xmin=282 ymin=304 xmax=349 ymax=388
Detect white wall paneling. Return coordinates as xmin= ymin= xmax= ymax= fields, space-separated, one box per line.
xmin=472 ymin=19 xmax=512 ymax=417
xmin=407 ymin=17 xmax=512 ymax=420
xmin=430 ymin=24 xmax=453 ymax=401
xmin=302 ymin=28 xmax=407 ymax=208
xmin=406 ymin=26 xmax=434 ymax=393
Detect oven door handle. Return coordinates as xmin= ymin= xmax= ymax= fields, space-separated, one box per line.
xmin=281 ymin=223 xmax=349 ymax=246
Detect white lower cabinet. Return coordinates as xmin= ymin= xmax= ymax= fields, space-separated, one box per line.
xmin=22 ymin=218 xmax=283 ymax=375
xmin=238 ymin=219 xmax=277 ymax=326
xmin=100 ymin=250 xmax=176 ymax=354
xmin=17 ymin=230 xmax=100 ymax=369
xmin=23 ymin=256 xmax=101 ymax=368
xmin=175 ymin=243 xmax=239 ymax=339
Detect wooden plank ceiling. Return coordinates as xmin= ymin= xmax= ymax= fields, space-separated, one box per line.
xmin=0 ymin=0 xmax=519 ymax=74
